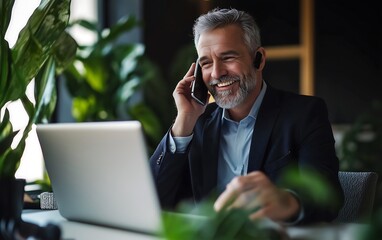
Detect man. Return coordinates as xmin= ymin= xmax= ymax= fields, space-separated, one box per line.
xmin=150 ymin=8 xmax=343 ymax=225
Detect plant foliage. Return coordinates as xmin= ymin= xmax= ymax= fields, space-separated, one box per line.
xmin=62 ymin=17 xmax=169 ymax=151
xmin=162 ymin=200 xmax=284 ymax=240
xmin=0 ymin=0 xmax=76 ymax=178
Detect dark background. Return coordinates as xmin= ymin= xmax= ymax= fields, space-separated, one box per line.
xmin=141 ymin=0 xmax=381 ymax=124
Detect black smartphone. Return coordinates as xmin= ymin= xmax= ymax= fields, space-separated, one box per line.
xmin=191 ymin=59 xmax=209 ymax=105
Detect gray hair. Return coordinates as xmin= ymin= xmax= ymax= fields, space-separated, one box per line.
xmin=193 ymin=8 xmax=261 ymax=54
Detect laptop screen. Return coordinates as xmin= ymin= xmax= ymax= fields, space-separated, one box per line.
xmin=36 ymin=121 xmax=162 ymax=235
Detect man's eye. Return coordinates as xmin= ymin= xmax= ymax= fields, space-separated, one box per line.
xmin=223 ymin=56 xmax=235 ymax=61
xmin=201 ymin=62 xmax=212 ymax=68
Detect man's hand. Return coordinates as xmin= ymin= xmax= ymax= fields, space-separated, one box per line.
xmin=214 ymin=171 xmax=300 ymax=223
xmin=171 ymin=63 xmax=208 ymax=137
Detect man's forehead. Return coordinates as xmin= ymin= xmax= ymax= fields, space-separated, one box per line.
xmin=198 ymin=25 xmax=244 ymax=44
xmin=196 ymin=26 xmax=248 ymax=59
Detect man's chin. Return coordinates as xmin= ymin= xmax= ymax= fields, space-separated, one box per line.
xmin=215 ymin=97 xmax=241 ymax=109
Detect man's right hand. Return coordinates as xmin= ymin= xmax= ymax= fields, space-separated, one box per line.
xmin=171 ymin=63 xmax=208 ymax=137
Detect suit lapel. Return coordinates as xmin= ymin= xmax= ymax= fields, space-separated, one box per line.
xmin=248 ymin=87 xmax=281 ymax=172
xmin=200 ymin=108 xmax=222 ymax=198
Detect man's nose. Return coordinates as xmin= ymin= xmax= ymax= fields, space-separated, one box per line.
xmin=211 ymin=62 xmax=228 ymax=80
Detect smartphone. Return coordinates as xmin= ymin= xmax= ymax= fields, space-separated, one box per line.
xmin=191 ymin=59 xmax=209 ymax=105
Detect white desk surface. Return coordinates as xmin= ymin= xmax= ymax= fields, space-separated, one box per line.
xmin=22 ymin=210 xmax=369 ymax=240
xmin=22 ymin=210 xmax=160 ymax=240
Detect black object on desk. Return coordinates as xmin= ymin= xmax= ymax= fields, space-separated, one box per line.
xmin=0 ymin=180 xmax=60 ymax=240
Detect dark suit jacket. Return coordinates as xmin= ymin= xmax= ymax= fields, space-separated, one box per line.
xmin=150 ymin=85 xmax=344 ymax=225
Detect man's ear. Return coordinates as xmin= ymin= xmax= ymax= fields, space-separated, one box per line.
xmin=253 ymin=51 xmax=263 ymax=69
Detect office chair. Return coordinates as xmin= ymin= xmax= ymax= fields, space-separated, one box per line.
xmin=334 ymin=171 xmax=378 ymax=223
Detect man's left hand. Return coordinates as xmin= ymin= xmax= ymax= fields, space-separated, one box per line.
xmin=214 ymin=171 xmax=300 ymax=223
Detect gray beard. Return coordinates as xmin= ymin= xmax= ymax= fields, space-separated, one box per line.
xmin=211 ymin=73 xmax=257 ymax=109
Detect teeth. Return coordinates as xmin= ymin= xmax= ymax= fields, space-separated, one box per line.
xmin=217 ymin=80 xmax=235 ymax=87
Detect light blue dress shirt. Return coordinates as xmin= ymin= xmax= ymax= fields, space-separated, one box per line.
xmin=169 ymin=81 xmax=267 ymax=194
xmin=216 ymin=82 xmax=267 ymax=193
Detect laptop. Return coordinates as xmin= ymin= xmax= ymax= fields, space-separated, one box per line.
xmin=36 ymin=121 xmax=163 ymax=235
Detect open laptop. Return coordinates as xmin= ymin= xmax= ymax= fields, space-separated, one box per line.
xmin=36 ymin=121 xmax=163 ymax=235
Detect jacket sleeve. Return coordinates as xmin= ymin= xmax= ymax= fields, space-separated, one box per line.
xmin=293 ymin=98 xmax=344 ymax=224
xmin=149 ymin=129 xmax=193 ymax=209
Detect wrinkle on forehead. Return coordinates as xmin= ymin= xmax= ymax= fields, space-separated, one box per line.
xmin=197 ymin=25 xmax=248 ymax=60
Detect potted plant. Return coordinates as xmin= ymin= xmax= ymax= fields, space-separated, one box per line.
xmin=0 ymin=0 xmax=76 ymax=238
xmin=62 ymin=17 xmax=171 ymax=152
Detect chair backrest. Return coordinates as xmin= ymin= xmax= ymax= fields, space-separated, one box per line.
xmin=334 ymin=171 xmax=378 ymax=223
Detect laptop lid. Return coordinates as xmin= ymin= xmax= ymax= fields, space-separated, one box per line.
xmin=36 ymin=121 xmax=162 ymax=235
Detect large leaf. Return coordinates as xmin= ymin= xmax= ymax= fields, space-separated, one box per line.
xmin=117 ymin=76 xmax=140 ymax=103
xmin=69 ymin=19 xmax=101 ymax=40
xmin=82 ymin=55 xmax=109 ymax=93
xmin=116 ymin=44 xmax=144 ymax=80
xmin=72 ymin=96 xmax=96 ymax=122
xmin=63 ymin=62 xmax=94 ymax=97
xmin=0 ymin=133 xmax=26 ymax=178
xmin=34 ymin=57 xmax=57 ymax=124
xmin=0 ymin=0 xmax=15 ymax=106
xmin=0 ymin=109 xmax=16 ymax=155
xmin=128 ymin=103 xmax=163 ymax=148
xmin=0 ymin=0 xmax=74 ymax=178
xmin=62 ymin=14 xmax=168 ymax=152
xmin=52 ymin=31 xmax=78 ymax=74
xmin=0 ymin=96 xmax=33 ymax=178
xmin=70 ymin=19 xmax=99 ymax=33
xmin=100 ymin=15 xmax=138 ymax=45
xmin=8 ymin=0 xmax=71 ymax=102
xmin=0 ymin=38 xmax=12 ymax=107
xmin=0 ymin=0 xmax=15 ymax=38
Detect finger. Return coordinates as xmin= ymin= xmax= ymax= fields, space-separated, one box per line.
xmin=249 ymin=206 xmax=267 ymax=221
xmin=228 ymin=189 xmax=260 ymax=211
xmin=214 ymin=176 xmax=257 ymax=211
xmin=183 ymin=62 xmax=196 ymax=79
xmin=214 ymin=186 xmax=241 ymax=212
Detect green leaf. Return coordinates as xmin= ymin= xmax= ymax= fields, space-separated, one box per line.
xmin=0 ymin=0 xmax=15 ymax=37
xmin=278 ymin=167 xmax=338 ymax=206
xmin=34 ymin=57 xmax=57 ymax=123
xmin=1 ymin=137 xmax=26 ymax=178
xmin=162 ymin=200 xmax=282 ymax=240
xmin=116 ymin=44 xmax=145 ymax=80
xmin=117 ymin=77 xmax=140 ymax=102
xmin=0 ymin=109 xmax=18 ymax=156
xmin=0 ymin=108 xmax=12 ymax=137
xmin=0 ymin=98 xmax=32 ymax=178
xmin=0 ymin=38 xmax=12 ymax=107
xmin=61 ymin=14 xmax=167 ymax=152
xmin=100 ymin=15 xmax=138 ymax=45
xmin=69 ymin=19 xmax=101 ymax=39
xmin=20 ymin=94 xmax=35 ymax=130
xmin=72 ymin=96 xmax=96 ymax=122
xmin=52 ymin=31 xmax=78 ymax=74
xmin=9 ymin=0 xmax=71 ymax=102
xmin=70 ymin=19 xmax=99 ymax=33
xmin=128 ymin=104 xmax=163 ymax=145
xmin=0 ymin=0 xmax=74 ymax=178
xmin=82 ymin=55 xmax=108 ymax=93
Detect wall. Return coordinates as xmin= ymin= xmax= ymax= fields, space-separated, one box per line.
xmin=142 ymin=0 xmax=382 ymax=124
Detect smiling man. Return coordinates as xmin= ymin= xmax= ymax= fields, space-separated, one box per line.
xmin=150 ymin=8 xmax=343 ymax=225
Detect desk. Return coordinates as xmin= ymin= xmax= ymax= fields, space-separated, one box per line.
xmin=22 ymin=210 xmax=369 ymax=240
xmin=22 ymin=210 xmax=159 ymax=240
